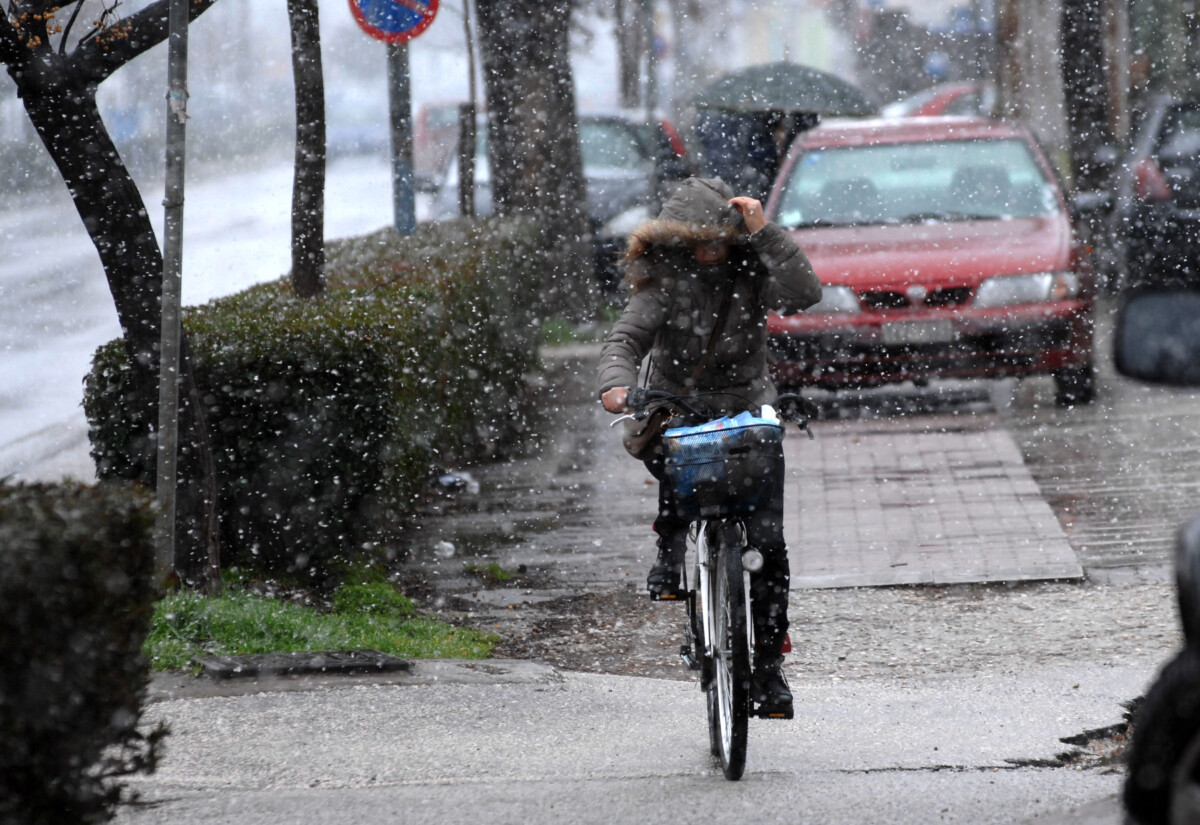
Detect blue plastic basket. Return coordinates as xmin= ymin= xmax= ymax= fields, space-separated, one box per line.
xmin=663 ymin=415 xmax=783 ymax=519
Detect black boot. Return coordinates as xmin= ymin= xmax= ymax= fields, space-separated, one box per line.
xmin=752 ymin=654 xmax=794 ymax=718
xmin=647 ymin=532 xmax=686 ymax=600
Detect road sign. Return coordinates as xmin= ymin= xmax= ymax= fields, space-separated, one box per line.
xmin=349 ymin=0 xmax=439 ymax=44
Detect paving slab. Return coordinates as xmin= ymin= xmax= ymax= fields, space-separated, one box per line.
xmin=785 ymin=417 xmax=1084 ymax=588
xmin=409 ymin=350 xmax=1085 ymax=594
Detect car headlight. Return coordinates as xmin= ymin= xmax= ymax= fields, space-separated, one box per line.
xmin=807 ymin=285 xmax=862 ymax=314
xmin=974 ymin=272 xmax=1080 ymax=307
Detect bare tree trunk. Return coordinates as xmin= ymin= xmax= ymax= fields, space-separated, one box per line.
xmin=5 ymin=18 xmax=222 ymax=590
xmin=616 ymin=0 xmax=644 ymax=109
xmin=1062 ymin=0 xmax=1114 ymax=191
xmin=475 ymin=0 xmax=593 ymax=319
xmin=288 ymin=0 xmax=327 ymax=299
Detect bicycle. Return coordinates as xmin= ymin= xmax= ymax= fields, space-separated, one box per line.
xmin=619 ymin=388 xmax=814 ymax=780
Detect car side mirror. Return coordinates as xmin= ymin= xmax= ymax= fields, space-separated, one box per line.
xmin=1114 ymin=288 xmax=1200 ymax=385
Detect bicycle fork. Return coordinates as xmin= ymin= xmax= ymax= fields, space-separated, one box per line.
xmin=681 ymin=522 xmax=757 ymax=683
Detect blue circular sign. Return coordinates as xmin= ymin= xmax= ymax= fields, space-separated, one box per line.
xmin=349 ymin=0 xmax=439 ymax=44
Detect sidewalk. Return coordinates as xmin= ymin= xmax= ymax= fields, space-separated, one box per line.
xmin=789 ymin=417 xmax=1083 ymax=587
xmin=125 ymin=659 xmax=1139 ymax=825
xmin=112 ymin=344 xmax=1169 ymax=823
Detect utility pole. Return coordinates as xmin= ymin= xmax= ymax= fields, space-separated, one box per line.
xmin=157 ymin=0 xmax=189 ymax=582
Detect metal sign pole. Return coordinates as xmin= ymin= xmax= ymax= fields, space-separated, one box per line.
xmin=350 ymin=0 xmax=436 ymax=236
xmin=156 ymin=0 xmax=189 ymax=579
xmin=387 ymin=42 xmax=416 ymax=234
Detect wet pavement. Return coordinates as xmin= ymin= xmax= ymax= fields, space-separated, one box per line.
xmin=376 ymin=298 xmax=1200 ymax=824
xmin=119 ymin=298 xmax=1199 ymax=825
xmin=402 ymin=297 xmax=1200 ymax=595
xmin=789 ymin=418 xmax=1082 ymax=587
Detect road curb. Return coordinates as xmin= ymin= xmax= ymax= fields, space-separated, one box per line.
xmin=147 ymin=658 xmax=561 ymax=703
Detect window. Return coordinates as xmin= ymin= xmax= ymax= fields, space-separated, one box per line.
xmin=776 ymin=138 xmax=1058 ymax=227
xmin=580 ymin=121 xmax=651 ymax=173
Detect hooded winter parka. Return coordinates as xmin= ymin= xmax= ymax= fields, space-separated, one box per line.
xmin=598 ymin=177 xmax=821 ymax=416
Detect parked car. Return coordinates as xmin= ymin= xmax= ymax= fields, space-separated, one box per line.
xmin=326 ymin=86 xmax=390 ymax=159
xmin=764 ymin=116 xmax=1096 ymax=405
xmin=414 ymin=100 xmax=469 ymax=178
xmin=1100 ymin=94 xmax=1200 ymax=288
xmin=881 ymin=81 xmax=996 ymax=119
xmin=431 ymin=110 xmax=692 ymax=293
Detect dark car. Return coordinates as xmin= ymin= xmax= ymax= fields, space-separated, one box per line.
xmin=431 ymin=110 xmax=691 ymax=293
xmin=432 ymin=111 xmax=689 ymax=223
xmin=764 ymin=116 xmax=1096 ymax=405
xmin=1105 ymin=94 xmax=1200 ymax=288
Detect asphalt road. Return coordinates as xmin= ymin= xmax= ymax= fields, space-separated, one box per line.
xmin=119 ymin=659 xmax=1133 ymax=825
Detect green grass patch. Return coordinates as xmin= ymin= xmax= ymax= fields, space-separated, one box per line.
xmin=464 ymin=561 xmax=512 ymax=583
xmin=145 ymin=581 xmax=495 ymax=671
xmin=539 ymin=317 xmax=586 ymax=347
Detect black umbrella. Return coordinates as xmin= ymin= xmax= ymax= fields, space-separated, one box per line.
xmin=691 ymin=61 xmax=876 ymax=117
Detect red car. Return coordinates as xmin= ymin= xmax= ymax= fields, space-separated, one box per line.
xmin=881 ymin=81 xmax=996 ymax=118
xmin=764 ymin=116 xmax=1096 ymax=405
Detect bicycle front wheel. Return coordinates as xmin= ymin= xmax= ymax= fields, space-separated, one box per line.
xmin=706 ymin=522 xmax=750 ymax=780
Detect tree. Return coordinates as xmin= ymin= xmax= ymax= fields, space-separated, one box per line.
xmin=287 ymin=0 xmax=326 ymax=299
xmin=614 ymin=0 xmax=644 ymax=109
xmin=0 ymin=0 xmax=222 ymax=590
xmin=474 ymin=0 xmax=593 ymax=318
xmin=1061 ymin=0 xmax=1115 ymax=191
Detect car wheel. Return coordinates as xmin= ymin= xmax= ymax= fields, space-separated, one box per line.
xmin=1053 ymin=365 xmax=1096 ymax=406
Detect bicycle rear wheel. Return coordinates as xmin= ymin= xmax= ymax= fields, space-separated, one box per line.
xmin=706 ymin=522 xmax=749 ymax=780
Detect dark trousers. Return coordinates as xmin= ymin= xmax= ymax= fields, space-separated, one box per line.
xmin=644 ymin=455 xmax=790 ymax=658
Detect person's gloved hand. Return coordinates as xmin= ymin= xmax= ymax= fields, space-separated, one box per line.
xmin=728 ymin=196 xmax=766 ymax=234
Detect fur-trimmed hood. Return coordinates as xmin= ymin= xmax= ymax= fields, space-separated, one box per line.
xmin=623 ymin=177 xmax=749 ymax=265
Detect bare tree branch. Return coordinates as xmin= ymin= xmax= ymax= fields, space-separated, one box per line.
xmin=4 ymin=1 xmax=53 ymax=53
xmin=58 ymin=0 xmax=90 ymax=54
xmin=69 ymin=0 xmax=218 ymax=84
xmin=0 ymin=13 xmax=25 ymax=65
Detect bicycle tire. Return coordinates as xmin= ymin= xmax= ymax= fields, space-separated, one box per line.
xmin=707 ymin=521 xmax=749 ymax=780
xmin=695 ymin=545 xmax=721 ymax=758
xmin=1125 ymin=646 xmax=1200 ymax=824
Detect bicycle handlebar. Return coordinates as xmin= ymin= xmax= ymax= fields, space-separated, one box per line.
xmin=626 ymin=388 xmax=816 ymax=436
xmin=628 ymin=388 xmax=704 ymax=419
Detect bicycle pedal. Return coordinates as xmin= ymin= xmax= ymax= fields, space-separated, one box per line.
xmin=649 ymin=589 xmax=682 ymax=602
xmin=755 ymin=704 xmax=794 ymax=720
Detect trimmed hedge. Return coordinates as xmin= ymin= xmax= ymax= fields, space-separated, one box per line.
xmin=0 ymin=482 xmax=163 ymax=825
xmin=84 ymin=218 xmax=543 ymax=579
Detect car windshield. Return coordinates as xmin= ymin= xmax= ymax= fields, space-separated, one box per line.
xmin=775 ymin=138 xmax=1059 ymax=228
xmin=579 ymin=121 xmax=651 ymax=172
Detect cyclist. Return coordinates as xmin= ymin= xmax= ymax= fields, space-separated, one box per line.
xmin=598 ymin=176 xmax=822 ymax=713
